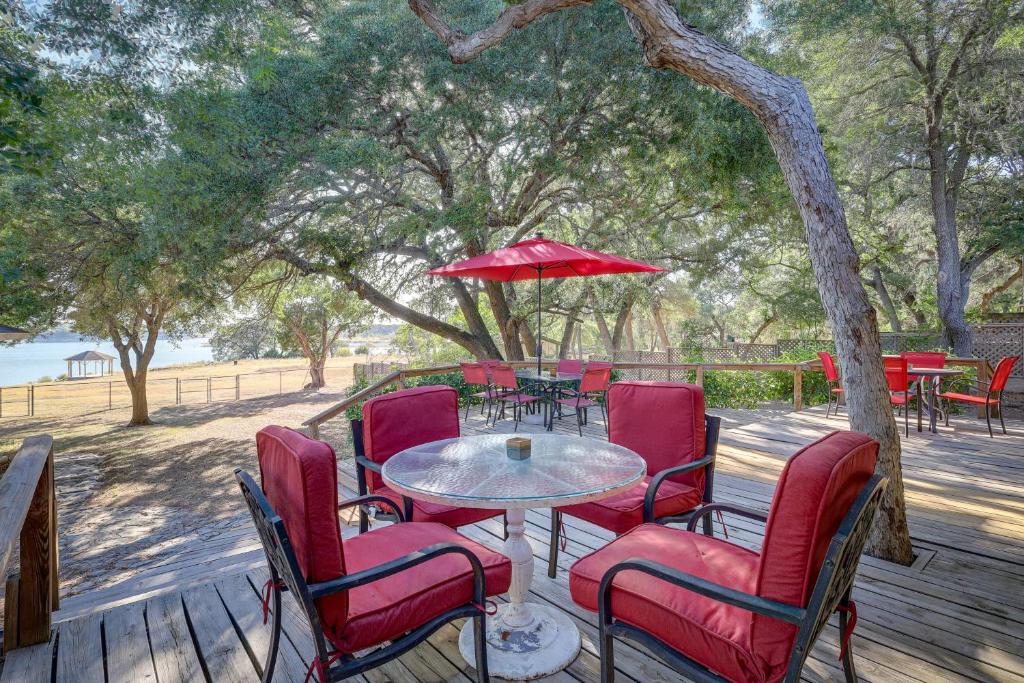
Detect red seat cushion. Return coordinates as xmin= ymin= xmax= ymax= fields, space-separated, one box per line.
xmin=889 ymin=392 xmax=909 ymax=405
xmin=256 ymin=426 xmax=348 ymax=633
xmin=752 ymin=431 xmax=878 ymax=679
xmin=570 ymin=524 xmax=765 ymax=682
xmin=937 ymin=391 xmax=991 ymax=405
xmin=558 ymin=476 xmax=702 ymax=534
xmin=325 ymin=522 xmax=512 ymax=653
xmin=831 ymin=387 xmax=843 ymax=394
xmin=373 ymin=484 xmax=503 ymax=527
xmin=362 ymin=385 xmax=461 ymax=491
xmin=556 ymin=397 xmax=600 ymax=408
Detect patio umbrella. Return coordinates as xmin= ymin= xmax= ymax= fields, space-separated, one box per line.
xmin=426 ymin=233 xmax=665 ymax=373
xmin=0 ymin=325 xmax=31 ymax=342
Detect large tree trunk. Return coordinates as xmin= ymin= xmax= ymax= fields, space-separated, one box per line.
xmin=558 ymin=315 xmax=576 ymax=358
xmin=589 ymin=288 xmax=615 ymax=355
xmin=652 ymin=303 xmax=671 ymax=350
xmin=616 ymin=0 xmax=913 ymax=564
xmin=611 ymin=294 xmax=635 ymax=352
xmin=866 ymin=265 xmax=903 ymax=332
xmin=307 ymin=361 xmax=327 ymax=389
xmin=407 ymin=0 xmax=915 ymax=563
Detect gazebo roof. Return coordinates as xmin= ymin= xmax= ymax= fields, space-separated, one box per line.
xmin=64 ymin=350 xmax=115 ymax=362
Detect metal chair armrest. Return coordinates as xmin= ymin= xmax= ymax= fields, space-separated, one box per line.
xmin=308 ymin=542 xmax=486 ymax=600
xmin=643 ymin=455 xmax=715 ymax=523
xmin=338 ymin=495 xmax=406 ymax=522
xmin=356 ymin=455 xmax=383 ymax=473
xmin=686 ymin=502 xmax=768 ymax=532
xmin=599 ymin=557 xmax=804 ymax=625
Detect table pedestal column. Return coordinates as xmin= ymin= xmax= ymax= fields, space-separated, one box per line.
xmin=458 ymin=507 xmax=581 ymax=680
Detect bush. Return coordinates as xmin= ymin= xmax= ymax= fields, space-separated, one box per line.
xmin=336 ymin=347 xmax=352 ymax=357
xmin=354 ymin=345 xmax=369 ymax=355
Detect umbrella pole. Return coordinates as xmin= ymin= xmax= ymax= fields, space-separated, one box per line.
xmin=536 ymin=268 xmax=542 ymax=374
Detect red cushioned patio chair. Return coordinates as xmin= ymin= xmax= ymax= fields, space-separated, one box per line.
xmin=816 ymin=351 xmax=843 ymax=418
xmin=351 ymin=385 xmax=505 ymax=534
xmin=555 ymin=365 xmax=612 ymax=436
xmin=938 ymin=355 xmax=1020 ymax=437
xmin=461 ymin=361 xmax=497 ymax=422
xmin=489 ymin=363 xmax=544 ymax=432
xmin=569 ymin=431 xmax=887 ymax=683
xmin=237 ymin=426 xmax=511 ymax=682
xmin=548 ymin=381 xmax=720 ymax=578
xmin=884 ymin=356 xmax=911 ymax=436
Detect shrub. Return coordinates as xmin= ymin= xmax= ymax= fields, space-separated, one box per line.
xmin=354 ymin=345 xmax=369 ymax=355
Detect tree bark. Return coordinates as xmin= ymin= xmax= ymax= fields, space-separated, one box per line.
xmin=866 ymin=265 xmax=902 ymax=332
xmin=611 ymin=293 xmax=635 ymax=352
xmin=980 ymin=260 xmax=1023 ymax=317
xmin=652 ymin=303 xmax=671 ymax=350
xmin=407 ymin=0 xmax=914 ymax=563
xmin=748 ymin=312 xmax=777 ymax=344
xmin=558 ymin=315 xmax=576 ymax=358
xmin=589 ymin=287 xmax=615 ymax=355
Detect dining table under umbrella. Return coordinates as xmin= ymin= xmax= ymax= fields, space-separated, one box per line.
xmin=426 ymin=233 xmax=665 ymax=372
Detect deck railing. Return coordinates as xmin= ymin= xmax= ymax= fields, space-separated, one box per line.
xmin=0 ymin=435 xmax=58 ymax=652
xmin=303 ymin=356 xmax=994 ymax=438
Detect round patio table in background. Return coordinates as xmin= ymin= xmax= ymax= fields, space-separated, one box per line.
xmin=910 ymin=366 xmax=963 ymax=433
xmin=382 ymin=433 xmax=646 ymax=680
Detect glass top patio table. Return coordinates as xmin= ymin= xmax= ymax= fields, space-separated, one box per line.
xmin=381 ymin=433 xmax=645 ymax=510
xmin=514 ymin=369 xmax=582 ymax=385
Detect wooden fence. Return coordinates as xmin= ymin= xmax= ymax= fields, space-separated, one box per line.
xmin=0 ymin=435 xmax=58 ymax=652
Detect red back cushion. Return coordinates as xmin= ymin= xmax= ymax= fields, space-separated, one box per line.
xmin=362 ymin=385 xmax=460 ymax=490
xmin=557 ymin=358 xmax=584 ymax=374
xmin=256 ymin=426 xmax=347 ymax=631
xmin=991 ymin=355 xmax=1021 ymax=392
xmin=817 ymin=351 xmax=839 ymax=382
xmin=751 ymin=431 xmax=878 ymax=668
xmin=607 ymin=382 xmax=706 ymax=489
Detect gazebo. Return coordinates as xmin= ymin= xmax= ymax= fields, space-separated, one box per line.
xmin=64 ymin=350 xmax=115 ymax=378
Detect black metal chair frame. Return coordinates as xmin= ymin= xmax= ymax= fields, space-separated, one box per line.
xmin=824 ymin=378 xmax=843 ymax=418
xmin=351 ymin=419 xmax=507 ymax=538
xmin=595 ymin=473 xmax=888 ymax=683
xmin=556 ymin=386 xmax=609 ymax=437
xmin=235 ymin=469 xmax=491 ymax=683
xmin=548 ymin=414 xmax=721 ymax=578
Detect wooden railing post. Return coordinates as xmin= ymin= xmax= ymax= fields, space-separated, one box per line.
xmin=793 ymin=365 xmax=803 ymax=411
xmin=1 ymin=435 xmax=57 ymax=652
xmin=695 ymin=365 xmax=704 ymax=387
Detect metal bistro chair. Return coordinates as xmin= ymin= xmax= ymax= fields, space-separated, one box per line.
xmin=549 ymin=381 xmax=720 ymax=578
xmin=351 ymin=385 xmax=505 ymax=534
xmin=901 ymin=351 xmax=947 ymax=423
xmin=569 ymin=431 xmax=887 ymax=683
xmin=884 ymin=356 xmax=912 ymax=436
xmin=489 ymin=363 xmax=544 ymax=432
xmin=237 ymin=426 xmax=511 ymax=682
xmin=817 ymin=351 xmax=844 ymax=418
xmin=938 ymin=355 xmax=1021 ymax=437
xmin=460 ymin=361 xmax=497 ymax=422
xmin=554 ymin=365 xmax=612 ymax=436
xmin=557 ymin=358 xmax=584 ymax=374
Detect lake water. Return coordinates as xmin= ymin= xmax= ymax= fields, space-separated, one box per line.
xmin=0 ymin=338 xmax=213 ymax=386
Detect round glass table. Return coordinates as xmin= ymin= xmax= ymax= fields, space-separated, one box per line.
xmin=382 ymin=433 xmax=646 ymax=680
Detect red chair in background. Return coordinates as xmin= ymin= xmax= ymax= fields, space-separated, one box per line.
xmin=817 ymin=351 xmax=843 ymax=418
xmin=884 ymin=356 xmax=912 ymax=436
xmin=901 ymin=351 xmax=947 ymax=421
xmin=557 ymin=358 xmax=584 ymax=374
xmin=460 ymin=362 xmax=496 ymax=422
xmin=569 ymin=431 xmax=887 ymax=683
xmin=586 ymin=360 xmax=613 ymax=371
xmin=237 ymin=426 xmax=511 ymax=682
xmin=489 ymin=363 xmax=544 ymax=432
xmin=548 ymin=382 xmax=720 ymax=578
xmin=939 ymin=355 xmax=1021 ymax=437
xmin=555 ymin=365 xmax=612 ymax=436
xmin=351 ymin=385 xmax=505 ymax=533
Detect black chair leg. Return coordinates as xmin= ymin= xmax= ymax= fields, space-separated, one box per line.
xmin=599 ymin=617 xmax=615 ymax=683
xmin=358 ymin=505 xmax=369 ymax=534
xmin=702 ymin=512 xmax=713 ymax=537
xmin=601 ymin=401 xmax=608 ymax=435
xmin=839 ymin=593 xmax=857 ymax=683
xmin=548 ymin=510 xmax=560 ymax=578
xmin=576 ymin=406 xmax=583 ymax=437
xmin=261 ymin=574 xmax=282 ymax=683
xmin=986 ymin=404 xmax=993 ymax=438
xmin=503 ymin=513 xmax=509 ymax=540
xmin=474 ymin=611 xmax=489 ymax=683
xmin=999 ymin=404 xmax=1007 ymax=434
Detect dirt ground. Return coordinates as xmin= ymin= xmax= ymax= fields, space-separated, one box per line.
xmin=0 ymin=356 xmax=369 ymax=598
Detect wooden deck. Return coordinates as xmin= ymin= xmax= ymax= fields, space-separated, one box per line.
xmin=2 ymin=404 xmax=1023 ymax=682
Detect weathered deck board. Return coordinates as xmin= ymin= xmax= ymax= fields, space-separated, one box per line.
xmin=3 ymin=405 xmax=1022 ymax=682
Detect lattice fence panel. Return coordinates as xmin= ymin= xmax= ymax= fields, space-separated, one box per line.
xmin=974 ymin=324 xmax=1024 ymax=377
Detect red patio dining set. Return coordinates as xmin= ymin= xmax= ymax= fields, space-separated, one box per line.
xmin=236 ymin=377 xmax=889 ymax=682
xmin=818 ymin=350 xmax=1020 ymax=438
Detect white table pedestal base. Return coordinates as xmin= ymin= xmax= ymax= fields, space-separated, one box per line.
xmin=458 ymin=602 xmax=581 ymax=681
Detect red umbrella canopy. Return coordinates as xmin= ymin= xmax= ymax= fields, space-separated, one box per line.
xmin=426 ymin=235 xmax=665 ymax=281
